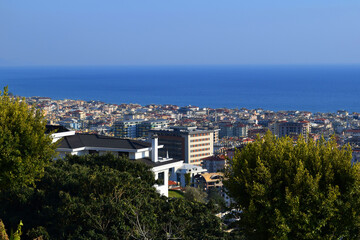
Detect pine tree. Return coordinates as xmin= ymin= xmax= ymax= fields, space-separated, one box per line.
xmin=225 ymin=131 xmax=360 ymax=239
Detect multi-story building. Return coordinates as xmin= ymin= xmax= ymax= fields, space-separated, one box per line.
xmin=149 ymin=126 xmax=214 ymax=165
xmin=271 ymin=121 xmax=310 ymax=141
xmin=202 ymin=155 xmax=227 ymax=173
xmin=137 ymin=120 xmax=169 ymax=138
xmin=114 ymin=119 xmax=168 ymax=139
xmin=233 ymin=123 xmax=248 ymax=137
xmin=114 ymin=119 xmax=144 ymax=138
xmin=213 ymin=128 xmax=220 ymax=143
xmin=219 ymin=122 xmax=248 ymax=138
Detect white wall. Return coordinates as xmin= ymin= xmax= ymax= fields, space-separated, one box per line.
xmin=153 ymin=169 xmax=169 ymax=197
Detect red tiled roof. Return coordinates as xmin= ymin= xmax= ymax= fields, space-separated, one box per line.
xmin=202 ymin=155 xmax=227 ymax=161
xmin=346 ymin=129 xmax=360 ymax=133
xmin=169 ymin=180 xmax=177 ymax=186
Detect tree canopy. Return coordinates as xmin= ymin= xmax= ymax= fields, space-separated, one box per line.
xmin=225 ymin=131 xmax=360 ymax=239
xmin=0 ymin=87 xmax=57 ymax=191
xmin=0 ymin=154 xmax=226 ymax=239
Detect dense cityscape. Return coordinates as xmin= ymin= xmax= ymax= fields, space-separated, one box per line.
xmin=21 ymin=95 xmax=360 ymax=201
xmin=30 ymin=95 xmax=360 ymax=151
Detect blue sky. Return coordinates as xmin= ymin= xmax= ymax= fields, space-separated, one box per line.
xmin=1 ymin=0 xmax=360 ymax=66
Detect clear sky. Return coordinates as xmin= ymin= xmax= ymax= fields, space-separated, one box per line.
xmin=1 ymin=0 xmax=360 ymax=66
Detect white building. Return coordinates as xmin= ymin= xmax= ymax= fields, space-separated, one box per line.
xmin=171 ymin=164 xmax=207 ymax=187
xmin=51 ymin=126 xmax=183 ymax=197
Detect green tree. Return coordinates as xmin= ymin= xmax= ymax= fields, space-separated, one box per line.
xmin=225 ymin=131 xmax=360 ymax=239
xmin=0 ymin=87 xmax=57 ymax=191
xmin=184 ymin=186 xmax=207 ymax=203
xmin=0 ymin=154 xmax=225 ymax=239
xmin=207 ymin=188 xmax=227 ymax=212
xmin=0 ymin=220 xmax=23 ymax=240
xmin=184 ymin=173 xmax=191 ymax=186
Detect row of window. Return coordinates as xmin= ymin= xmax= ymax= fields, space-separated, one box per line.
xmin=191 ymin=143 xmax=210 ymax=148
xmin=190 ymin=148 xmax=210 ymax=153
xmin=190 ymin=138 xmax=210 ymax=142
xmin=191 ymin=133 xmax=210 ymax=137
xmin=191 ymin=159 xmax=203 ymax=163
xmin=191 ymin=152 xmax=210 ymax=158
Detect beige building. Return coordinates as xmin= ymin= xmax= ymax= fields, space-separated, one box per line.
xmin=149 ymin=126 xmax=214 ymax=165
xmin=271 ymin=120 xmax=310 ymax=141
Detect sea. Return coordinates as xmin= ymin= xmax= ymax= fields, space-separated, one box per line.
xmin=0 ymin=65 xmax=360 ymax=113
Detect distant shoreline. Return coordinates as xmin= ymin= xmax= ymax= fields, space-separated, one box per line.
xmin=1 ymin=65 xmax=360 ymax=113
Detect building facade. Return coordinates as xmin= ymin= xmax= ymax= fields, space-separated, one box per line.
xmin=219 ymin=122 xmax=248 ymax=138
xmin=114 ymin=119 xmax=168 ymax=139
xmin=114 ymin=119 xmax=144 ymax=138
xmin=149 ymin=126 xmax=215 ymax=165
xmin=202 ymin=155 xmax=227 ymax=173
xmin=271 ymin=121 xmax=310 ymax=141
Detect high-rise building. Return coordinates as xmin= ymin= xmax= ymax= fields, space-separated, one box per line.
xmin=219 ymin=122 xmax=248 ymax=138
xmin=234 ymin=123 xmax=248 ymax=137
xmin=137 ymin=120 xmax=169 ymax=138
xmin=114 ymin=119 xmax=168 ymax=139
xmin=271 ymin=121 xmax=310 ymax=141
xmin=149 ymin=126 xmax=214 ymax=165
xmin=114 ymin=119 xmax=144 ymax=138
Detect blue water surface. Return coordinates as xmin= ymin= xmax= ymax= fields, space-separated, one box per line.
xmin=0 ymin=65 xmax=359 ymax=113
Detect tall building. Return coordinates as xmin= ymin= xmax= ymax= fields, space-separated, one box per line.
xmin=271 ymin=121 xmax=310 ymax=141
xmin=114 ymin=119 xmax=144 ymax=138
xmin=137 ymin=120 xmax=169 ymax=138
xmin=149 ymin=126 xmax=214 ymax=165
xmin=202 ymin=155 xmax=227 ymax=173
xmin=114 ymin=119 xmax=168 ymax=139
xmin=219 ymin=122 xmax=248 ymax=138
xmin=234 ymin=123 xmax=248 ymax=137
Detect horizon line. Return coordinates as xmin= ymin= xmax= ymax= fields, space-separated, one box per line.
xmin=1 ymin=63 xmax=360 ymax=68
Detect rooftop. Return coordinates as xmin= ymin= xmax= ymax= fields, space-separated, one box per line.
xmin=45 ymin=125 xmax=70 ymax=134
xmin=59 ymin=133 xmax=151 ymax=150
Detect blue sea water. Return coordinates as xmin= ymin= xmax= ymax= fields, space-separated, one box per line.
xmin=0 ymin=65 xmax=360 ymax=113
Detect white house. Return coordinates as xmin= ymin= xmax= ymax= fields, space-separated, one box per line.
xmin=46 ymin=125 xmax=75 ymax=143
xmin=51 ymin=126 xmax=183 ymax=197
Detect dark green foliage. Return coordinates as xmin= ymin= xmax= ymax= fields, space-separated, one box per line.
xmin=207 ymin=188 xmax=227 ymax=212
xmin=0 ymin=154 xmax=225 ymax=239
xmin=0 ymin=219 xmax=23 ymax=240
xmin=225 ymin=131 xmax=360 ymax=239
xmin=184 ymin=186 xmax=207 ymax=203
xmin=0 ymin=87 xmax=57 ymax=191
xmin=184 ymin=173 xmax=191 ymax=186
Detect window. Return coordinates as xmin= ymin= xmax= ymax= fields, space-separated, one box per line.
xmin=157 ymin=172 xmax=165 ymax=186
xmin=169 ymin=168 xmax=174 ymax=178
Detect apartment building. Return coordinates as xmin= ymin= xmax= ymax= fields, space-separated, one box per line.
xmin=114 ymin=119 xmax=145 ymax=138
xmin=114 ymin=119 xmax=168 ymax=139
xmin=271 ymin=121 xmax=310 ymax=141
xmin=149 ymin=126 xmax=214 ymax=165
xmin=219 ymin=122 xmax=248 ymax=138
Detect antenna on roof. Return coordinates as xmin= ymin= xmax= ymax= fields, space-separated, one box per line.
xmin=166 ymin=151 xmax=169 ymax=159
